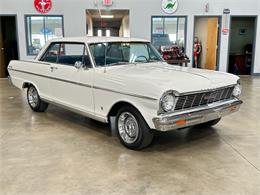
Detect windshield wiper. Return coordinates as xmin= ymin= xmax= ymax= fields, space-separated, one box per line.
xmin=147 ymin=59 xmax=161 ymax=62
xmin=106 ymin=61 xmax=136 ymax=66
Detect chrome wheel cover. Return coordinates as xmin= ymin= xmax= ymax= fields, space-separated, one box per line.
xmin=118 ymin=112 xmax=139 ymax=144
xmin=28 ymin=87 xmax=38 ymax=108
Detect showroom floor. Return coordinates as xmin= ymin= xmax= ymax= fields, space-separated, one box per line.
xmin=0 ymin=76 xmax=260 ymax=195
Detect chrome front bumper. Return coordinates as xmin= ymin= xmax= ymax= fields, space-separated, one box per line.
xmin=153 ymin=99 xmax=242 ymax=131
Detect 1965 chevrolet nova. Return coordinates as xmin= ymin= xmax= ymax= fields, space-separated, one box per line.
xmin=8 ymin=37 xmax=242 ymax=149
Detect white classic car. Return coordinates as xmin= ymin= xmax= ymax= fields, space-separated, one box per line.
xmin=8 ymin=37 xmax=242 ymax=150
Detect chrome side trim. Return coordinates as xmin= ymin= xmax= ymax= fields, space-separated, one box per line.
xmin=8 ymin=68 xmax=92 ymax=88
xmin=93 ymin=86 xmax=158 ymax=101
xmin=8 ymin=68 xmax=157 ymax=101
xmin=18 ymin=60 xmax=51 ymax=66
xmin=41 ymin=97 xmax=108 ymax=123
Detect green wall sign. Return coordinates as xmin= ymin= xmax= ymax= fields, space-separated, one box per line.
xmin=162 ymin=0 xmax=179 ymax=14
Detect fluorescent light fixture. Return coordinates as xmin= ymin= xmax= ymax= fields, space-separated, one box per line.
xmin=100 ymin=15 xmax=114 ymax=19
xmin=106 ymin=29 xmax=111 ymax=37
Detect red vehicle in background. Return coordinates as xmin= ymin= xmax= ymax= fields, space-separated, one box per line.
xmin=152 ymin=34 xmax=190 ymax=66
xmin=161 ymin=45 xmax=187 ymax=60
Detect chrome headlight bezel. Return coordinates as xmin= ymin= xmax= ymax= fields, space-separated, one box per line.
xmin=232 ymin=82 xmax=242 ymax=98
xmin=159 ymin=91 xmax=178 ymax=113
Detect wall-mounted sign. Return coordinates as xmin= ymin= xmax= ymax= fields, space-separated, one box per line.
xmin=162 ymin=0 xmax=178 ymax=14
xmin=103 ymin=0 xmax=113 ymax=6
xmin=40 ymin=28 xmax=52 ymax=35
xmin=34 ymin=0 xmax=52 ymax=14
xmin=205 ymin=3 xmax=209 ymax=13
xmin=222 ymin=28 xmax=229 ymax=35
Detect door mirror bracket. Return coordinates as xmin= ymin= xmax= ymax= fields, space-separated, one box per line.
xmin=74 ymin=61 xmax=83 ymax=69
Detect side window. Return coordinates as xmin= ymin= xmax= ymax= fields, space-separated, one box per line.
xmin=58 ymin=43 xmax=91 ymax=67
xmin=40 ymin=43 xmax=60 ymax=63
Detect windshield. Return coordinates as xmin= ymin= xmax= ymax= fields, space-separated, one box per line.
xmin=89 ymin=42 xmax=163 ymax=67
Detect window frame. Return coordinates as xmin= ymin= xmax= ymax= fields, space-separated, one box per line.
xmin=151 ymin=16 xmax=188 ymax=53
xmin=25 ymin=15 xmax=64 ymax=56
xmin=39 ymin=41 xmax=93 ymax=68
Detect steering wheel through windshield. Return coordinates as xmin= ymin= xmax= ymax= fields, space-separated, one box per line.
xmin=133 ymin=55 xmax=148 ymax=63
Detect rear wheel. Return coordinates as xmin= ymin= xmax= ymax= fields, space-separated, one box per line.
xmin=116 ymin=106 xmax=154 ymax=150
xmin=27 ymin=85 xmax=48 ymax=112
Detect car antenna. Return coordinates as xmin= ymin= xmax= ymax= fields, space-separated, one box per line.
xmin=104 ymin=45 xmax=108 ymax=73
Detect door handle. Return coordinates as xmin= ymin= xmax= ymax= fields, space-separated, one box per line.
xmin=50 ymin=66 xmax=58 ymax=72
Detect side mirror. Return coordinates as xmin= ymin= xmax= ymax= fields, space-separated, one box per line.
xmin=74 ymin=61 xmax=83 ymax=69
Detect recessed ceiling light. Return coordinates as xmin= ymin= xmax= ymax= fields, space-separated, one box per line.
xmin=100 ymin=15 xmax=114 ymax=19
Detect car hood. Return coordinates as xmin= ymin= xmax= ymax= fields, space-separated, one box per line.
xmin=94 ymin=62 xmax=239 ymax=99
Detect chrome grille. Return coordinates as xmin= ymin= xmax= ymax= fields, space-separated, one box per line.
xmin=174 ymin=86 xmax=234 ymax=111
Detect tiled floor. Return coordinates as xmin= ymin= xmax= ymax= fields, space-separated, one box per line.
xmin=0 ymin=76 xmax=259 ymax=195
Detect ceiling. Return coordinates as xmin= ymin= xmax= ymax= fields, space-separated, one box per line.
xmin=86 ymin=9 xmax=129 ymax=19
xmin=86 ymin=9 xmax=129 ymax=29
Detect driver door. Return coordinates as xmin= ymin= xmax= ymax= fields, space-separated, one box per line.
xmin=48 ymin=42 xmax=94 ymax=115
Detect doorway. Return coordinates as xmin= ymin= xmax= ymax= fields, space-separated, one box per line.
xmin=193 ymin=16 xmax=221 ymax=70
xmin=0 ymin=15 xmax=19 ymax=78
xmin=86 ymin=9 xmax=129 ymax=37
xmin=228 ymin=16 xmax=257 ymax=75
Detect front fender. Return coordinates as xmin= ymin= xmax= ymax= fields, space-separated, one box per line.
xmin=93 ymin=88 xmax=159 ymax=129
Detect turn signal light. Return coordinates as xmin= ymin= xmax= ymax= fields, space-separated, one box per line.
xmin=175 ymin=119 xmax=186 ymax=126
xmin=230 ymin=106 xmax=237 ymax=112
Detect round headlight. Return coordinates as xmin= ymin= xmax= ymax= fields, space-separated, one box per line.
xmin=161 ymin=93 xmax=175 ymax=112
xmin=233 ymin=84 xmax=241 ymax=98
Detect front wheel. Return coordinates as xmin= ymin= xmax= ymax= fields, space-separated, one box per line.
xmin=116 ymin=106 xmax=154 ymax=150
xmin=27 ymin=85 xmax=48 ymax=112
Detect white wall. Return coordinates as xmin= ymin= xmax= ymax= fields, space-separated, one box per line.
xmin=0 ymin=0 xmax=259 ymax=74
xmin=86 ymin=13 xmax=94 ymax=36
xmin=119 ymin=15 xmax=129 ymax=37
xmin=123 ymin=15 xmax=130 ymax=37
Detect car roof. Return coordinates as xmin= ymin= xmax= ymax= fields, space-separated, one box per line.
xmin=51 ymin=36 xmax=149 ymax=44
